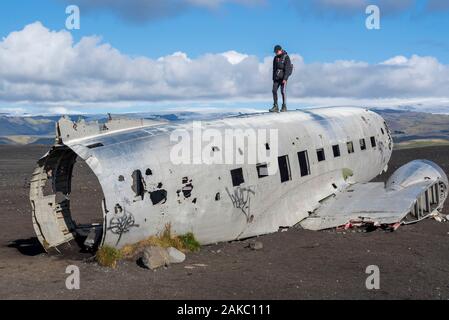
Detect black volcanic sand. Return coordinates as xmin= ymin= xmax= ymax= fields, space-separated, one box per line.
xmin=0 ymin=145 xmax=448 ymax=300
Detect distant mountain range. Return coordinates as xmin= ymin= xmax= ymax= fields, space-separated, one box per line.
xmin=0 ymin=115 xmax=58 ymax=136
xmin=1 ymin=108 xmax=449 ymax=147
xmin=0 ymin=111 xmax=239 ymax=145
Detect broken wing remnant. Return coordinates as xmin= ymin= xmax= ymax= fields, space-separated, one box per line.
xmin=299 ymin=160 xmax=448 ymax=230
xmin=56 ymin=116 xmax=167 ymax=143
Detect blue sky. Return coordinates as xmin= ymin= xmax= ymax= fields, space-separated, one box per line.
xmin=2 ymin=0 xmax=449 ymax=63
xmin=1 ymin=0 xmax=449 ymax=114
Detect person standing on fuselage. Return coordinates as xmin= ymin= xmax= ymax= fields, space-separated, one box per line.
xmin=269 ymin=45 xmax=293 ymax=113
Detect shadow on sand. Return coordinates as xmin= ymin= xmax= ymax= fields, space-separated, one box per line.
xmin=7 ymin=237 xmax=45 ymax=256
xmin=7 ymin=236 xmax=95 ymax=261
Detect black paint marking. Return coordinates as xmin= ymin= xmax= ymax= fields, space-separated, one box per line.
xmin=226 ymin=186 xmax=255 ymax=223
xmin=108 ymin=210 xmax=139 ymax=245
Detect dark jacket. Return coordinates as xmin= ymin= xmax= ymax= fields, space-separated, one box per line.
xmin=273 ymin=51 xmax=293 ymax=82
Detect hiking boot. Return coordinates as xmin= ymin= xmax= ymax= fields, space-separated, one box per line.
xmin=281 ymin=104 xmax=287 ymax=112
xmin=269 ymin=104 xmax=279 ymax=113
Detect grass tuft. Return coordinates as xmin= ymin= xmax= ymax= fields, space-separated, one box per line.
xmin=179 ymin=232 xmax=201 ymax=252
xmin=96 ymin=245 xmax=122 ymax=268
xmin=120 ymin=224 xmax=201 ymax=259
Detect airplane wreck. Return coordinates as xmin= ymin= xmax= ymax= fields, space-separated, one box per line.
xmin=29 ymin=107 xmax=448 ymax=252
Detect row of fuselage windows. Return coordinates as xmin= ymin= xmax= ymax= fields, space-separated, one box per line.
xmin=230 ymin=136 xmax=377 ymax=187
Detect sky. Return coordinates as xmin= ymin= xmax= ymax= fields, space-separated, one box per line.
xmin=1 ymin=0 xmax=449 ymax=115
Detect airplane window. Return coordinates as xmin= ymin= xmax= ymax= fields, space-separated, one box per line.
xmin=332 ymin=144 xmax=341 ymax=157
xmin=297 ymin=150 xmax=311 ymax=176
xmin=360 ymin=138 xmax=367 ymax=151
xmin=347 ymin=141 xmax=354 ymax=154
xmin=381 ymin=128 xmax=385 ymax=135
xmin=256 ymin=163 xmax=269 ymax=178
xmin=230 ymin=168 xmax=244 ymax=187
xmin=370 ymin=136 xmax=376 ymax=147
xmin=278 ymin=155 xmax=292 ymax=183
xmin=316 ymin=148 xmax=326 ymax=162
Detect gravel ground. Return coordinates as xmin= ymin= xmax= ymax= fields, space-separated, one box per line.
xmin=0 ymin=145 xmax=448 ymax=300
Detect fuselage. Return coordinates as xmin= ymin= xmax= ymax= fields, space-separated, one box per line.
xmin=30 ymin=107 xmax=394 ymax=250
xmin=67 ymin=107 xmax=393 ymax=247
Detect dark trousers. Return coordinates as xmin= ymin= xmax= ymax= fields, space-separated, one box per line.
xmin=272 ymin=81 xmax=286 ymax=106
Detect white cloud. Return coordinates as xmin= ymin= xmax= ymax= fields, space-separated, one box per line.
xmin=221 ymin=51 xmax=249 ymax=65
xmin=293 ymin=0 xmax=417 ymax=16
xmin=62 ymin=0 xmax=265 ymax=23
xmin=426 ymin=0 xmax=449 ymax=12
xmin=293 ymin=0 xmax=449 ymax=18
xmin=1 ymin=22 xmax=449 ymax=113
xmin=381 ymin=56 xmax=409 ymax=66
xmin=59 ymin=0 xmax=449 ymax=24
xmin=47 ymin=107 xmax=73 ymax=114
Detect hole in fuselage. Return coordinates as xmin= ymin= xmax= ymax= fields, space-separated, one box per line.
xmin=69 ymin=156 xmax=105 ymax=253
xmin=35 ymin=147 xmax=105 ymax=257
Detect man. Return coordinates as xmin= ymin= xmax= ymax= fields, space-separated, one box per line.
xmin=269 ymin=45 xmax=293 ymax=113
